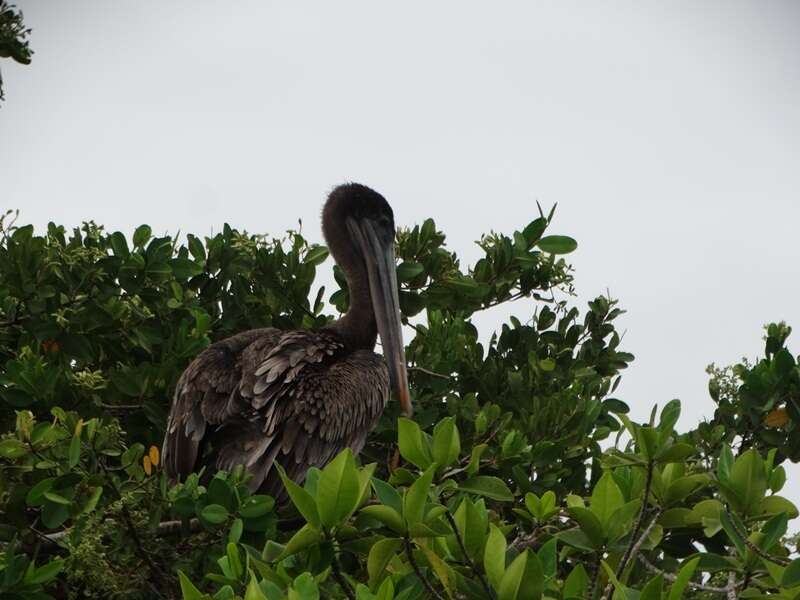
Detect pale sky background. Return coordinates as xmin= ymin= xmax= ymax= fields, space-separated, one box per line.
xmin=2 ymin=2 xmax=800 ymax=493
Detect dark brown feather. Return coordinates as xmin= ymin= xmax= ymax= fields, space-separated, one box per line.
xmin=162 ymin=327 xmax=389 ymax=497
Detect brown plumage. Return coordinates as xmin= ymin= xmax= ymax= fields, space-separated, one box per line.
xmin=162 ymin=183 xmax=411 ymax=497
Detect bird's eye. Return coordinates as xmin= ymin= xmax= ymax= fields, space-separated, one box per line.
xmin=378 ymin=215 xmax=392 ymax=229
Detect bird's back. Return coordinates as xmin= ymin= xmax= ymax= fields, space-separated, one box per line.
xmin=162 ymin=326 xmax=388 ymax=496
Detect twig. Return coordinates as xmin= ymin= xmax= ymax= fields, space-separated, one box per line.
xmin=601 ymin=460 xmax=656 ymax=600
xmin=727 ymin=571 xmax=738 ymax=600
xmin=98 ymin=461 xmax=170 ymax=597
xmin=638 ymin=554 xmax=739 ymax=594
xmin=725 ymin=510 xmax=790 ymax=566
xmin=588 ymin=554 xmax=602 ymax=600
xmin=408 ymin=366 xmax=451 ymax=380
xmin=99 ymin=402 xmax=144 ymax=410
xmin=405 ymin=537 xmax=445 ymax=600
xmin=444 ymin=511 xmax=494 ymax=599
xmin=615 ymin=460 xmax=654 ymax=578
xmin=331 ymin=552 xmax=356 ymax=600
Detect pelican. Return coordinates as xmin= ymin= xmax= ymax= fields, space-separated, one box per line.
xmin=162 ymin=183 xmax=411 ymax=495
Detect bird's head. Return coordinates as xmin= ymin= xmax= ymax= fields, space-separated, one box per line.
xmin=322 ymin=183 xmax=411 ymax=417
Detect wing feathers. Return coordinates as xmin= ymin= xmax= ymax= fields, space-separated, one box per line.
xmin=162 ymin=327 xmax=389 ymax=497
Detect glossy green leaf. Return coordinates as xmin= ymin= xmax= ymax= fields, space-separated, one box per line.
xmin=397 ymin=418 xmax=433 ymax=469
xmin=458 ymin=476 xmax=513 ymax=501
xmin=403 ymin=465 xmax=436 ymax=527
xmin=536 ymin=235 xmax=577 ymax=255
xmin=432 ymin=417 xmax=460 ymax=469
xmin=484 ymin=524 xmax=507 ymax=590
xmin=276 ymin=464 xmax=320 ymax=528
xmin=497 ymin=549 xmax=544 ymax=600
xmin=667 ymin=557 xmax=700 ymax=600
xmin=317 ymin=448 xmax=360 ymax=528
xmin=200 ymin=504 xmax=229 ymax=525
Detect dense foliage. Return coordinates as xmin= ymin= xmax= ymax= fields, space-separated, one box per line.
xmin=0 ymin=207 xmax=799 ymax=599
xmin=0 ymin=2 xmax=32 ymax=103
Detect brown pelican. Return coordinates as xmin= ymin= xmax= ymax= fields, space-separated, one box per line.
xmin=162 ymin=183 xmax=411 ymax=495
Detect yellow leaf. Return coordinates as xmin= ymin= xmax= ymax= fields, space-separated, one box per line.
xmin=765 ymin=408 xmax=790 ymax=428
xmin=149 ymin=445 xmax=160 ymax=467
xmin=143 ymin=455 xmax=152 ymax=476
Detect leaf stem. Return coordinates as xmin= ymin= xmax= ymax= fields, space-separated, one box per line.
xmin=405 ymin=537 xmax=445 ymax=600
xmin=444 ymin=511 xmax=494 ymax=599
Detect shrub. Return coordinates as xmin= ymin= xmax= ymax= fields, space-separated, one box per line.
xmin=0 ymin=209 xmax=798 ymax=598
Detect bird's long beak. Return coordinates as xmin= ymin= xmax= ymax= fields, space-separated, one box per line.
xmin=347 ymin=217 xmax=412 ymax=417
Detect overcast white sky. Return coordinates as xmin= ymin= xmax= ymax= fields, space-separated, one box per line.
xmin=2 ymin=1 xmax=800 ymax=490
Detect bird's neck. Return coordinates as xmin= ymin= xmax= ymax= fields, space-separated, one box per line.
xmin=330 ymin=264 xmax=378 ymax=351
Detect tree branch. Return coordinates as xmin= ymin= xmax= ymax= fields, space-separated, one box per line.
xmin=638 ymin=554 xmax=739 ymax=594
xmin=405 ymin=537 xmax=445 ymax=600
xmin=444 ymin=511 xmax=494 ymax=599
xmin=330 ymin=551 xmax=356 ymax=600
xmin=725 ymin=510 xmax=790 ymax=567
xmin=408 ymin=366 xmax=452 ymax=380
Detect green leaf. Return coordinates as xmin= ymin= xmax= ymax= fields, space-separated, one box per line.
xmin=590 ymin=471 xmax=624 ymax=529
xmin=432 ymin=417 xmax=460 ymax=469
xmin=42 ymin=501 xmax=69 ymax=528
xmin=229 ymin=519 xmax=244 ymax=544
xmin=276 ymin=464 xmax=320 ymax=528
xmin=245 ymin=571 xmax=268 ymax=600
xmin=360 ymin=505 xmax=405 ymax=533
xmin=178 ymin=570 xmax=208 ymax=600
xmin=418 ymin=540 xmax=457 ymax=598
xmin=640 ymin=574 xmax=663 ymax=600
xmin=372 ymin=478 xmax=403 ymax=513
xmin=200 ymin=504 xmax=230 ymax=525
xmin=729 ymin=449 xmax=767 ymax=515
xmin=538 ymin=537 xmax=557 ymax=579
xmin=367 ymin=538 xmax=402 ymax=590
xmin=567 ymin=507 xmax=605 ymax=548
xmin=26 ymin=478 xmax=55 ymax=506
xmin=760 ymin=512 xmax=788 ymax=552
xmin=43 ymin=491 xmax=71 ymax=505
xmin=458 ymin=476 xmax=514 ymax=501
xmin=658 ymin=400 xmax=681 ymax=435
xmin=0 ymin=438 xmax=27 ymax=458
xmin=656 ymin=443 xmax=695 ymax=463
xmin=536 ymin=235 xmax=577 ymax=254
xmin=303 ymin=246 xmax=329 ymax=266
xmin=600 ymin=561 xmax=631 ymax=600
xmin=719 ymin=510 xmax=745 ymax=557
xmin=484 ymin=524 xmax=507 ymax=590
xmin=317 ymin=448 xmax=360 ymax=528
xmin=667 ymin=557 xmax=700 ymax=600
xmin=453 ymin=498 xmax=486 ymax=560
xmin=226 ymin=543 xmax=243 ymax=580
xmin=562 ymin=564 xmax=589 ymax=598
xmin=718 ymin=444 xmax=734 ymax=483
xmin=497 ymin=549 xmax=544 ymax=600
xmin=68 ymin=433 xmax=81 ymax=468
xmin=290 ymin=572 xmax=319 ymax=600
xmin=110 ymin=231 xmax=130 ymax=257
xmin=636 ymin=427 xmax=660 ymax=461
xmin=783 ymin=558 xmax=800 ymax=588
xmin=403 ymin=466 xmax=436 ymax=527
xmin=397 ymin=418 xmax=433 ymax=469
xmin=25 ymin=559 xmax=64 ymax=585
xmin=279 ymin=524 xmax=321 ymax=559
xmin=239 ymin=495 xmax=275 ymax=519
xmin=759 ymin=495 xmax=798 ymax=518
xmin=396 ymin=261 xmax=425 ymax=282
xmin=171 ymin=257 xmax=204 ymax=279
xmin=133 ymin=224 xmax=152 ymax=248
xmin=466 ymin=443 xmax=488 ymax=476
